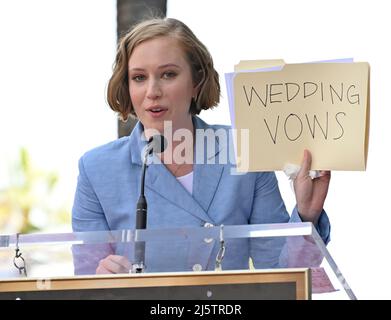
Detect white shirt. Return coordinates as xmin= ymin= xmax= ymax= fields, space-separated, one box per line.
xmin=176 ymin=171 xmax=194 ymax=195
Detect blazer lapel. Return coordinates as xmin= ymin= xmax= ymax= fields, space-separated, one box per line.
xmin=192 ymin=116 xmax=225 ymax=217
xmin=146 ymin=163 xmax=212 ymax=223
xmin=129 ymin=117 xmax=226 ymax=223
xmin=129 ymin=121 xmax=147 ymax=166
xmin=193 ymin=163 xmax=224 ymax=215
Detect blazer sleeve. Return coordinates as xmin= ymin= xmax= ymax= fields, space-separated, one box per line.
xmin=249 ymin=172 xmax=290 ymax=268
xmin=71 ymin=156 xmax=113 ymax=275
xmin=72 ymin=156 xmax=110 ymax=232
xmin=249 ymin=172 xmax=331 ymax=269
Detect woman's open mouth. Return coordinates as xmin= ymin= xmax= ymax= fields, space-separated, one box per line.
xmin=147 ymin=106 xmax=168 ymax=118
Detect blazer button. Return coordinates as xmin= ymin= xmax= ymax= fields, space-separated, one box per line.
xmin=192 ymin=264 xmax=203 ymax=271
xmin=203 ymin=222 xmax=214 ymax=243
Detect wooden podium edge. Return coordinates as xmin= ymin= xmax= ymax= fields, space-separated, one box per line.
xmin=0 ymin=268 xmax=311 ymax=300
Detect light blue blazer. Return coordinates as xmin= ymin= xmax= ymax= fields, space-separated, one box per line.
xmin=72 ymin=116 xmax=330 ymax=274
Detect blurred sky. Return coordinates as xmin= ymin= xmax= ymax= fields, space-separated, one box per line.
xmin=0 ymin=1 xmax=118 ymax=217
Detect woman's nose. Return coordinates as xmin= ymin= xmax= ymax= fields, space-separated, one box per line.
xmin=146 ymin=79 xmax=162 ymax=100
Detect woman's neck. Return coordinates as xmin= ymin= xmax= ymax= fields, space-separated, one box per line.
xmin=142 ymin=117 xmax=195 ymax=176
xmin=162 ymin=121 xmax=195 ymax=177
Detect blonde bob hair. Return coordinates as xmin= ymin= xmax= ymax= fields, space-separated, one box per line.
xmin=107 ymin=18 xmax=220 ymax=121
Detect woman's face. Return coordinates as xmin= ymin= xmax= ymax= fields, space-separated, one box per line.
xmin=128 ymin=36 xmax=198 ymax=134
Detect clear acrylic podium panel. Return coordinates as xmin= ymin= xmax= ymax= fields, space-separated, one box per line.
xmin=0 ymin=222 xmax=355 ymax=300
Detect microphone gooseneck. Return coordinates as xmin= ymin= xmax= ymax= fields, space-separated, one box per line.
xmin=133 ymin=134 xmax=167 ymax=273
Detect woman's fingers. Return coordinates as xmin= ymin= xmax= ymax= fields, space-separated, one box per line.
xmin=297 ymin=149 xmax=312 ymax=179
xmin=96 ymin=255 xmax=132 ymax=274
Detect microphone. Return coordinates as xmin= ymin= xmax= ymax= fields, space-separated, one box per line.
xmin=144 ymin=134 xmax=167 ymax=159
xmin=132 ymin=134 xmax=167 ymax=273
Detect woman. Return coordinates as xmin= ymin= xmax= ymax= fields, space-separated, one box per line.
xmin=72 ymin=18 xmax=331 ymax=275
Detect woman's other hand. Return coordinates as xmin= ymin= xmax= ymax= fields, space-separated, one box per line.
xmin=96 ymin=255 xmax=132 ymax=274
xmin=293 ymin=149 xmax=331 ymax=225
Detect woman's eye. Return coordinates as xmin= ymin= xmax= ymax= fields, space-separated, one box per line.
xmin=132 ymin=75 xmax=146 ymax=82
xmin=163 ymin=71 xmax=177 ymax=79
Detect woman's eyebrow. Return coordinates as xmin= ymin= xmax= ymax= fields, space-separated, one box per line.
xmin=128 ymin=64 xmax=181 ymax=71
xmin=158 ymin=63 xmax=181 ymax=69
xmin=128 ymin=67 xmax=145 ymax=72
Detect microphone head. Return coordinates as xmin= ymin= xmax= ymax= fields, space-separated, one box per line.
xmin=147 ymin=135 xmax=167 ymax=155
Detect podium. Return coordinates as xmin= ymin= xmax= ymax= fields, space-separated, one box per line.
xmin=0 ymin=223 xmax=355 ymax=300
xmin=0 ymin=269 xmax=310 ymax=300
